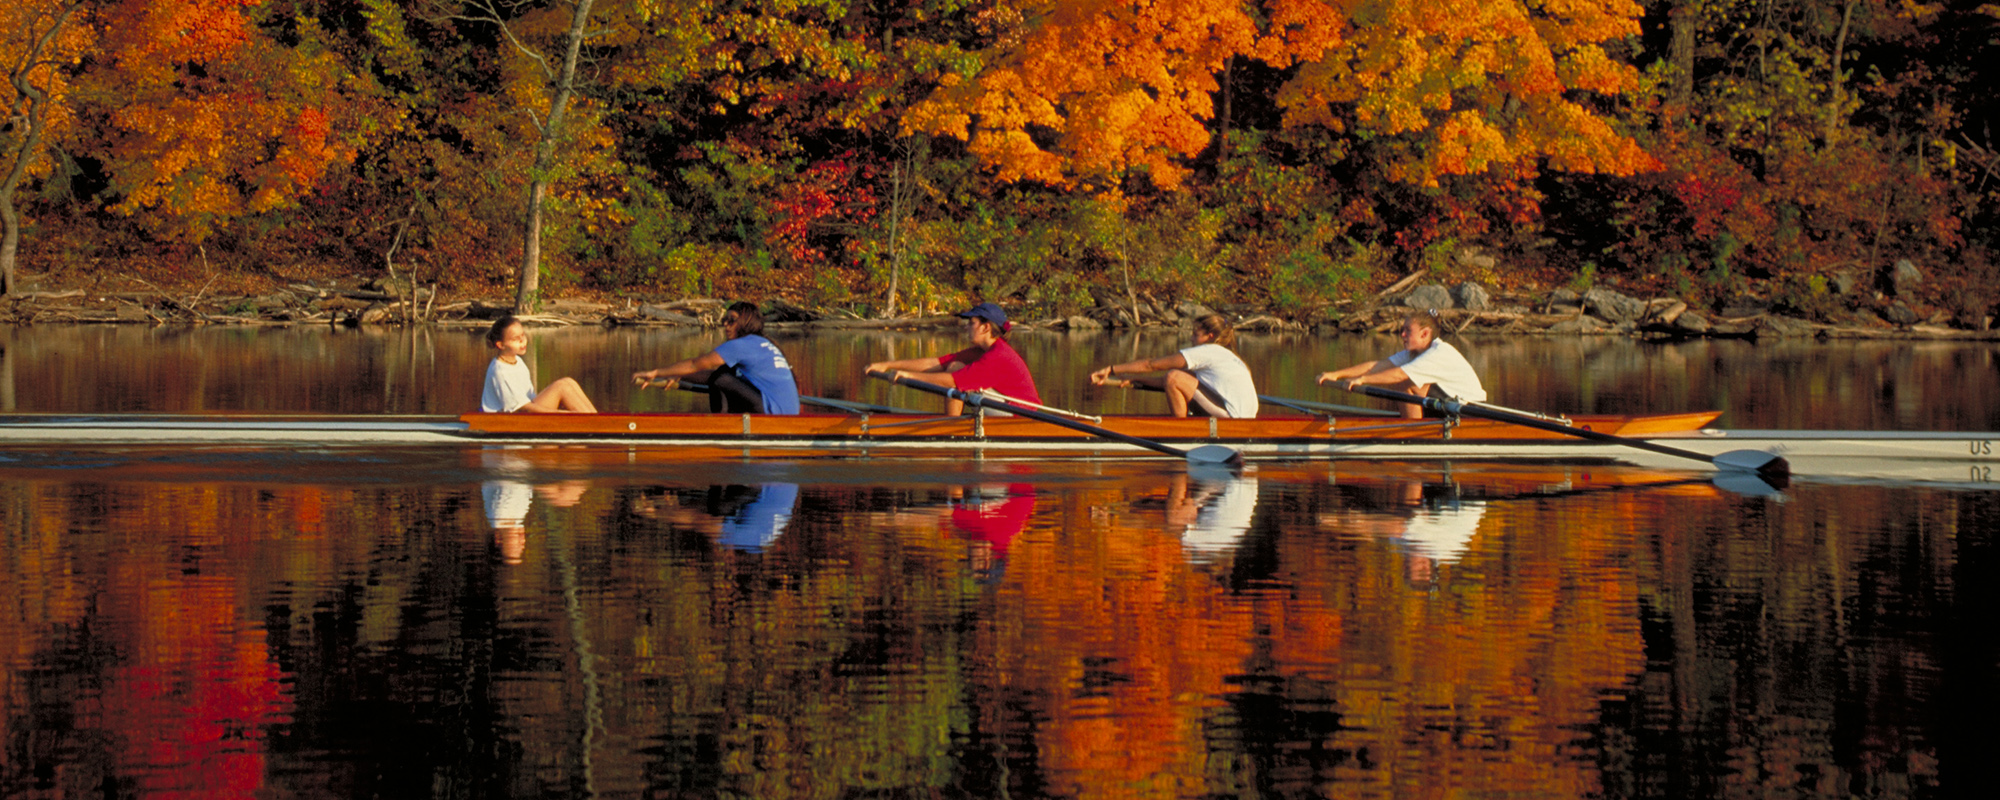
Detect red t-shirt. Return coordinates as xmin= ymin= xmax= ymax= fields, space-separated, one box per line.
xmin=938 ymin=338 xmax=1041 ymax=404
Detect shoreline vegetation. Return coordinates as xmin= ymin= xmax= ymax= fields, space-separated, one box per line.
xmin=5 ymin=264 xmax=1992 ymax=341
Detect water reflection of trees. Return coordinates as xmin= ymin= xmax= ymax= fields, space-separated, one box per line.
xmin=4 ymin=325 xmax=1999 ymax=430
xmin=1 ymin=470 xmax=1987 ymax=797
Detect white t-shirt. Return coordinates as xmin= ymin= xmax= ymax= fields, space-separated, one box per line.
xmin=1178 ymin=343 xmax=1259 ymax=418
xmin=482 ymin=356 xmax=536 ymax=412
xmin=1387 ymin=339 xmax=1486 ymax=402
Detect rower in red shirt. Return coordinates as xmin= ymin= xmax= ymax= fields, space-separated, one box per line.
xmin=865 ymin=302 xmax=1041 ymax=416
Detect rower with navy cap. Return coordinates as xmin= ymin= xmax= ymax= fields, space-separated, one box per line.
xmin=865 ymin=302 xmax=1042 ymax=416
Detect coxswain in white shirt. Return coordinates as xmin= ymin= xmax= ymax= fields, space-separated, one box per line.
xmin=481 ymin=315 xmax=599 ymax=413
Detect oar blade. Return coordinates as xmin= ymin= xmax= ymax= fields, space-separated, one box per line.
xmin=1713 ymin=449 xmax=1789 ymax=481
xmin=1711 ymin=470 xmax=1788 ymax=498
xmin=1186 ymin=444 xmax=1243 ymax=466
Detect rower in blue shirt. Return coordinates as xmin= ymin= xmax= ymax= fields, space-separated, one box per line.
xmin=633 ymin=301 xmax=802 ymax=414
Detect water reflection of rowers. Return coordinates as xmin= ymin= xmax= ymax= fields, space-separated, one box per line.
xmin=948 ymin=483 xmax=1035 ymax=581
xmin=480 ymin=446 xmax=592 ymax=564
xmin=633 ymin=302 xmax=801 ymax=414
xmin=1166 ymin=464 xmax=1260 ymax=563
xmin=628 ymin=484 xmax=800 ymax=552
xmin=1318 ymin=477 xmax=1487 ymax=585
xmin=884 ymin=481 xmax=1036 ymax=583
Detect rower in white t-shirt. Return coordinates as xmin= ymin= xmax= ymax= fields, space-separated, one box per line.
xmin=1090 ymin=313 xmax=1259 ymax=418
xmin=1316 ymin=310 xmax=1485 ymax=419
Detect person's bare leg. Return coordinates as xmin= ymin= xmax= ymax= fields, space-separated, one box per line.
xmin=1399 ymin=381 xmax=1432 ymax=419
xmin=1162 ymin=370 xmax=1199 ymax=417
xmin=521 ymin=377 xmax=597 ymax=413
xmin=551 ymin=378 xmax=598 ymax=412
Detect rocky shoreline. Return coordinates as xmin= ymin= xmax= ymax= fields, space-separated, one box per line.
xmin=3 ymin=270 xmax=1994 ymax=341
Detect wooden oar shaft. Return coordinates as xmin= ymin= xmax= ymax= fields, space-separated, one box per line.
xmin=1348 ymin=384 xmax=1781 ymax=475
xmin=656 ymin=379 xmax=923 ymax=415
xmin=1257 ymin=394 xmax=1397 ymax=417
xmin=1101 ymin=378 xmax=1393 ymax=418
xmin=871 ymin=371 xmax=1212 ymax=460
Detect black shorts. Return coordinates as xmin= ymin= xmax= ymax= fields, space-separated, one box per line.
xmin=709 ymin=364 xmax=764 ymax=414
xmin=1187 ymin=380 xmax=1233 ymax=418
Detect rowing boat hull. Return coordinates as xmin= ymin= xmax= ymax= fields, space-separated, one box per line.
xmin=455 ymin=410 xmax=1726 ymax=442
xmin=0 ymin=409 xmax=1720 ymax=446
xmin=3 ymin=412 xmax=1995 ymax=485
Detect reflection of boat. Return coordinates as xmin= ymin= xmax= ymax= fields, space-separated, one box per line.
xmin=4 ymin=411 xmax=1994 ymax=484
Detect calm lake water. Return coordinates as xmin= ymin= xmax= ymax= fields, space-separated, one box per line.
xmin=2 ymin=323 xmax=1996 ymax=429
xmin=2 ymin=324 xmax=1997 ymax=799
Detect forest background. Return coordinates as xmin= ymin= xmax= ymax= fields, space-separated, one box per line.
xmin=4 ymin=0 xmax=1998 ymax=325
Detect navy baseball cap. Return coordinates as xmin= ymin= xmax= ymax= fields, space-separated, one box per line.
xmin=956 ymin=302 xmax=1010 ymax=332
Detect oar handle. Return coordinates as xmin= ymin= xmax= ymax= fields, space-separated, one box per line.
xmin=640 ymin=377 xmax=715 ymax=397
xmin=867 ymin=370 xmax=1225 ymax=461
xmin=638 ymin=377 xmax=696 ymax=392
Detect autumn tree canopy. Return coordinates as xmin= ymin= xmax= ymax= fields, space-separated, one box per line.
xmin=0 ymin=0 xmax=1994 ymax=318
xmin=906 ymin=0 xmax=1660 ymax=190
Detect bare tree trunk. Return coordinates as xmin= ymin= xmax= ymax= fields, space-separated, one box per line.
xmin=1216 ymin=55 xmax=1233 ymax=162
xmin=1120 ymin=246 xmax=1139 ymax=328
xmin=884 ymin=160 xmax=903 ymax=318
xmin=1825 ymin=0 xmax=1857 ymax=146
xmin=518 ymin=179 xmax=547 ymax=311
xmin=506 ymin=0 xmax=597 ymax=313
xmin=0 ymin=147 xmax=28 ymax=297
xmin=882 ymin=141 xmax=922 ymax=319
xmin=1666 ymin=1 xmax=1697 ymax=121
xmin=2 ymin=1 xmax=83 ymax=298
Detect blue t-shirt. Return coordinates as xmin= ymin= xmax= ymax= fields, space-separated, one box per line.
xmin=713 ymin=335 xmax=800 ymax=414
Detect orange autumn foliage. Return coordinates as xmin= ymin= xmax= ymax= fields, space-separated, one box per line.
xmin=87 ymin=0 xmax=353 ymax=238
xmin=1275 ymin=0 xmax=1659 ymax=183
xmin=905 ymin=0 xmax=1265 ymax=189
xmin=912 ymin=0 xmax=1658 ymax=190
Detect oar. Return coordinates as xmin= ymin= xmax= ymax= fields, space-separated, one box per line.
xmin=643 ymin=378 xmax=927 ymax=415
xmin=1098 ymin=377 xmax=1394 ymax=418
xmin=870 ymin=371 xmax=1241 ymax=465
xmin=1257 ymin=394 xmax=1398 ymax=417
xmin=1338 ymin=383 xmax=1789 ymax=479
